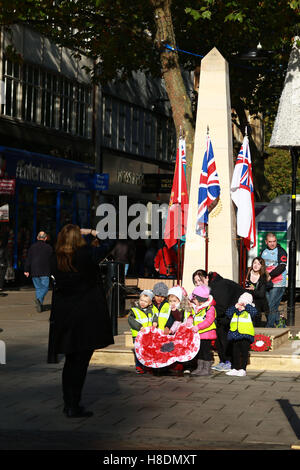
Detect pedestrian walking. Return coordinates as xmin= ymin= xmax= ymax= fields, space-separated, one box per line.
xmin=24 ymin=231 xmax=53 ymax=312
xmin=49 ymin=224 xmax=114 ymax=418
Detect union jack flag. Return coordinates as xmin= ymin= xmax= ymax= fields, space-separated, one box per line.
xmin=231 ymin=135 xmax=256 ymax=249
xmin=196 ymin=135 xmax=221 ymax=237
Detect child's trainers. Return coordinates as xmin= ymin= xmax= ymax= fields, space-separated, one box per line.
xmin=223 ymin=361 xmax=231 ymax=370
xmin=136 ymin=366 xmax=146 ymax=375
xmin=212 ymin=362 xmax=225 ymax=371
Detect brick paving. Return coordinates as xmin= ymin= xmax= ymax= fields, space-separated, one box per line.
xmin=1 ymin=289 xmax=300 ymax=452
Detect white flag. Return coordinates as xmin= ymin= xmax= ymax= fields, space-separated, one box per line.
xmin=231 ymin=136 xmax=256 ymax=250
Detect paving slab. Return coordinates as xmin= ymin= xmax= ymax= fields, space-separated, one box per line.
xmin=1 ymin=289 xmax=300 ymax=453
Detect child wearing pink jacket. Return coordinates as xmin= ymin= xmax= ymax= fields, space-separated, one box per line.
xmin=188 ymin=285 xmax=217 ymax=376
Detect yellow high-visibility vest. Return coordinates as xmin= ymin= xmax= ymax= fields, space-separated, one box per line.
xmin=130 ymin=307 xmax=153 ymax=338
xmin=191 ymin=306 xmax=216 ymax=334
xmin=152 ymin=302 xmax=170 ymax=331
xmin=229 ymin=311 xmax=254 ymax=336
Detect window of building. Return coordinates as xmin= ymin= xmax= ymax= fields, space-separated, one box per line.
xmin=1 ymin=57 xmax=92 ymax=139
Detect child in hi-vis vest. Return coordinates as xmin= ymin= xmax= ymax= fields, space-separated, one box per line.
xmin=188 ymin=285 xmax=217 ymax=376
xmin=225 ymin=292 xmax=258 ymax=377
xmin=128 ymin=289 xmax=157 ymax=374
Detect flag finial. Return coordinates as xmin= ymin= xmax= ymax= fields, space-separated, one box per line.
xmin=207 ymin=125 xmax=209 ymax=135
xmin=179 ymin=125 xmax=185 ymax=139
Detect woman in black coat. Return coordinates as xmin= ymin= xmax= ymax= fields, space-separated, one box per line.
xmin=245 ymin=257 xmax=272 ymax=326
xmin=49 ymin=224 xmax=114 ymax=418
xmin=192 ymin=269 xmax=246 ymax=370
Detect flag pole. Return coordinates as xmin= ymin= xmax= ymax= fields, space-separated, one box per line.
xmin=177 ymin=127 xmax=182 ymax=284
xmin=205 ymin=125 xmax=209 ymax=272
xmin=205 ymin=224 xmax=209 ymax=272
xmin=177 ymin=239 xmax=181 ymax=285
xmin=239 ymin=237 xmax=242 ymax=284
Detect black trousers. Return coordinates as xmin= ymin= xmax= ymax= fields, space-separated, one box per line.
xmin=62 ymin=349 xmax=94 ymax=409
xmin=198 ymin=339 xmax=214 ymax=361
xmin=0 ymin=266 xmax=6 ymax=289
xmin=215 ymin=324 xmax=232 ymax=363
xmin=231 ymin=339 xmax=251 ymax=371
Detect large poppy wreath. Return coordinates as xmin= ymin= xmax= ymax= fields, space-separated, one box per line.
xmin=135 ymin=324 xmax=200 ymax=368
xmin=250 ymin=334 xmax=272 ymax=352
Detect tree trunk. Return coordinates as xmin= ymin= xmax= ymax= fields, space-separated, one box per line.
xmin=150 ymin=0 xmax=194 ymax=189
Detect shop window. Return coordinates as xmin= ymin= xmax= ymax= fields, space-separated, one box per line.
xmin=36 ymin=189 xmax=57 ymax=245
xmin=22 ymin=64 xmax=40 ymax=123
xmin=1 ymin=58 xmax=20 ymax=118
xmin=1 ymin=57 xmax=92 ymax=139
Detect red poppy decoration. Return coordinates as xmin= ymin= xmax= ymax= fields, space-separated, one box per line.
xmin=135 ymin=324 xmax=200 ymax=368
xmin=250 ymin=334 xmax=272 ymax=352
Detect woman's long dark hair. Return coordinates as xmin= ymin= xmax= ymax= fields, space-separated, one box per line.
xmin=55 ymin=224 xmax=86 ymax=272
xmin=246 ymin=256 xmax=270 ymax=281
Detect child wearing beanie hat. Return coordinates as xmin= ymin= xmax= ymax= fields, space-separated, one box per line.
xmin=225 ymin=292 xmax=258 ymax=377
xmin=188 ymin=285 xmax=217 ymax=376
xmin=163 ymin=285 xmax=193 ymax=374
xmin=152 ymin=282 xmax=170 ymax=331
xmin=164 ymin=286 xmax=193 ymax=335
xmin=128 ymin=289 xmax=157 ymax=374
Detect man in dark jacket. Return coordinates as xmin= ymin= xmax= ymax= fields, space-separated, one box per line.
xmin=24 ymin=231 xmax=53 ymax=312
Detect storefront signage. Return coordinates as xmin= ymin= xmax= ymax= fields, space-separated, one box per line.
xmin=0 ymin=179 xmax=15 ymax=195
xmin=92 ymin=173 xmax=109 ymax=190
xmin=142 ymin=174 xmax=173 ymax=193
xmin=16 ymin=161 xmax=62 ymax=186
xmin=117 ymin=169 xmax=144 ymax=186
xmin=1 ymin=146 xmax=94 ymax=191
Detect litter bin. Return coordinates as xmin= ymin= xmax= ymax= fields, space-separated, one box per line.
xmin=99 ymin=261 xmax=125 ymax=336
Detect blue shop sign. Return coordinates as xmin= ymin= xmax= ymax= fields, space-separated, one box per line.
xmin=76 ymin=172 xmax=109 ymax=190
xmin=0 ymin=146 xmax=94 ymax=191
xmin=258 ymin=221 xmax=287 ymax=232
xmin=91 ymin=173 xmax=109 ymax=190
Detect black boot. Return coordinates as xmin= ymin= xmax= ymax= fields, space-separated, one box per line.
xmin=63 ymin=406 xmax=93 ymax=418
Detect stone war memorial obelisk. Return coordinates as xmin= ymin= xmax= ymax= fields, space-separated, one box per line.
xmin=182 ymin=47 xmax=238 ymax=293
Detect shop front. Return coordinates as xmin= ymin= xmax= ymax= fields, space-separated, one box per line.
xmin=99 ymin=152 xmax=173 ymax=277
xmin=0 ymin=146 xmax=94 ymax=272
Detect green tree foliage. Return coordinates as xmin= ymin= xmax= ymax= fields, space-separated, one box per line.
xmin=0 ymin=0 xmax=299 ymax=197
xmin=264 ymin=122 xmax=300 ymax=201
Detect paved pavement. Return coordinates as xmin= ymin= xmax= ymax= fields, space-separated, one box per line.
xmin=1 ymin=288 xmax=300 ymax=455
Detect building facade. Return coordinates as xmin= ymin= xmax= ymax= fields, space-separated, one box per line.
xmin=0 ymin=25 xmax=176 ymax=277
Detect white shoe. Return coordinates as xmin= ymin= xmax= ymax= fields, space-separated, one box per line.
xmin=225 ymin=369 xmax=239 ymax=376
xmin=236 ymin=369 xmax=246 ymax=376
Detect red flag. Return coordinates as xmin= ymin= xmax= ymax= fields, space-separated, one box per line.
xmin=163 ymin=143 xmax=189 ymax=249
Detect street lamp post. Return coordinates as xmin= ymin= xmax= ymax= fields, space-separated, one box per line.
xmin=269 ymin=37 xmax=300 ymax=326
xmin=287 ymin=148 xmax=299 ymax=326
